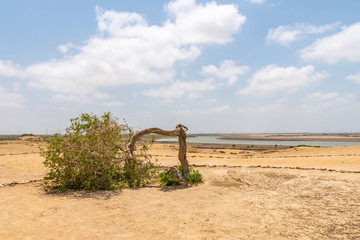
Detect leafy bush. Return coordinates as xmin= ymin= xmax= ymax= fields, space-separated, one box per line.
xmin=187 ymin=167 xmax=203 ymax=185
xmin=40 ymin=112 xmax=158 ymax=191
xmin=121 ymin=158 xmax=159 ymax=188
xmin=180 ymin=165 xmax=203 ymax=185
xmin=159 ymin=171 xmax=177 ymax=186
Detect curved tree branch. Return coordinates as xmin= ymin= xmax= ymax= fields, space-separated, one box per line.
xmin=125 ymin=124 xmax=189 ymax=173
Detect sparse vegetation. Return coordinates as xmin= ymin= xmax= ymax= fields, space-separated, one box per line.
xmin=159 ymin=171 xmax=177 ymax=186
xmin=160 ymin=164 xmax=203 ymax=186
xmin=179 ymin=164 xmax=203 ymax=185
xmin=187 ymin=167 xmax=203 ymax=185
xmin=40 ymin=112 xmax=159 ymax=191
xmin=291 ymin=145 xmax=321 ymax=148
xmin=21 ymin=133 xmax=35 ymax=137
xmin=0 ymin=136 xmax=19 ymax=141
xmin=40 ymin=112 xmax=202 ymax=191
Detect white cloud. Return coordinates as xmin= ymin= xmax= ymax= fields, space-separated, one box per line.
xmin=143 ymin=79 xmax=216 ymax=99
xmin=0 ymin=60 xmax=22 ymax=78
xmin=93 ymin=92 xmax=112 ymax=99
xmin=239 ymin=64 xmax=329 ymax=96
xmin=166 ymin=0 xmax=246 ymax=45
xmin=305 ymin=92 xmax=340 ymax=101
xmin=247 ymin=0 xmax=266 ymax=4
xmin=18 ymin=1 xmax=245 ymax=99
xmin=51 ymin=94 xmax=91 ymax=103
xmin=299 ymin=22 xmax=360 ymax=64
xmin=57 ymin=43 xmax=78 ymax=55
xmin=211 ymin=105 xmax=231 ymax=113
xmin=301 ymin=92 xmax=355 ymax=112
xmin=187 ymin=92 xmax=201 ymax=100
xmin=0 ymin=85 xmax=25 ymax=108
xmin=169 ymin=104 xmax=231 ymax=115
xmin=11 ymin=82 xmax=21 ymax=92
xmin=99 ymin=101 xmax=123 ymax=107
xmin=202 ymin=98 xmax=217 ymax=103
xmin=267 ymin=22 xmax=340 ymax=46
xmin=237 ymin=99 xmax=287 ymax=114
xmin=201 ymin=60 xmax=249 ymax=85
xmin=237 ymin=103 xmax=285 ymax=114
xmin=169 ymin=109 xmax=193 ymax=115
xmin=347 ymin=72 xmax=360 ymax=84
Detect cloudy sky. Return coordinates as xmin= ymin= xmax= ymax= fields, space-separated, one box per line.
xmin=1 ymin=0 xmax=360 ymax=134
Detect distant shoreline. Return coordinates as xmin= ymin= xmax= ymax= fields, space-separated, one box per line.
xmin=157 ymin=133 xmax=360 ymax=150
xmin=216 ymin=133 xmax=360 ymax=142
xmin=156 ymin=141 xmax=292 ymax=150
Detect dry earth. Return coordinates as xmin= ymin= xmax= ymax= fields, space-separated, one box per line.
xmin=1 ymin=140 xmax=360 ymax=239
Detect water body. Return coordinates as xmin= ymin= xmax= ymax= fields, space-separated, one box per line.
xmin=157 ymin=135 xmax=360 ymax=147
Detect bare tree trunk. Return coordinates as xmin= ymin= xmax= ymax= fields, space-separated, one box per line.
xmin=178 ymin=126 xmax=189 ymax=174
xmin=126 ymin=124 xmax=189 ymax=173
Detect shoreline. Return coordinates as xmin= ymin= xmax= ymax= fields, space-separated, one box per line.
xmin=156 ymin=133 xmax=360 ymax=149
xmin=155 ymin=141 xmax=291 ymax=150
xmin=217 ymin=134 xmax=360 ymax=142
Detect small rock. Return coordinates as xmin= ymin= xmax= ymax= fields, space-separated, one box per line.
xmin=169 ymin=167 xmax=187 ymax=185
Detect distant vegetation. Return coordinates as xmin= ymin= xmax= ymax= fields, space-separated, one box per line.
xmin=0 ymin=134 xmax=53 ymax=142
xmin=21 ymin=133 xmax=35 ymax=137
xmin=0 ymin=136 xmax=19 ymax=141
xmin=291 ymin=145 xmax=321 ymax=148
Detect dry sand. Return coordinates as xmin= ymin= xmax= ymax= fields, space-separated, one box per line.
xmin=1 ymin=140 xmax=360 ymax=239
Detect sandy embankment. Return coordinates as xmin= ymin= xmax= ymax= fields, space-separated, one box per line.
xmin=1 ymin=140 xmax=360 ymax=239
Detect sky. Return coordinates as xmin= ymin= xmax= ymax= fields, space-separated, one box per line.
xmin=1 ymin=0 xmax=360 ymax=134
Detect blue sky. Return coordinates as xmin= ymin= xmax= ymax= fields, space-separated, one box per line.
xmin=1 ymin=0 xmax=360 ymax=134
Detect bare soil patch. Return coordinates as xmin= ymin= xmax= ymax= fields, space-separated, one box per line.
xmin=1 ymin=140 xmax=360 ymax=239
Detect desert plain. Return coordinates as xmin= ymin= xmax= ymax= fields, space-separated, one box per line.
xmin=1 ymin=136 xmax=360 ymax=239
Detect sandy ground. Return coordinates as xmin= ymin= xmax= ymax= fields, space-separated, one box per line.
xmin=1 ymin=140 xmax=360 ymax=239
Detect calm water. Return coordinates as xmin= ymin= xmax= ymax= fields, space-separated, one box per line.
xmin=157 ymin=135 xmax=360 ymax=147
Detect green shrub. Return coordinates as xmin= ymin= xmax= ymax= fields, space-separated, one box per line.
xmin=121 ymin=158 xmax=159 ymax=188
xmin=40 ymin=112 xmax=157 ymax=191
xmin=159 ymin=171 xmax=177 ymax=186
xmin=187 ymin=167 xmax=203 ymax=185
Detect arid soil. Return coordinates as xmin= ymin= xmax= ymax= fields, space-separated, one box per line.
xmin=1 ymin=140 xmax=360 ymax=239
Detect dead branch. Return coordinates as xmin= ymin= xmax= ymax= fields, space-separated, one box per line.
xmin=126 ymin=124 xmax=189 ymax=173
